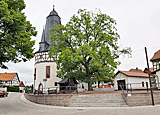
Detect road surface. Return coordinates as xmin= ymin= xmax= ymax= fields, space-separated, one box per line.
xmin=0 ymin=92 xmax=160 ymax=115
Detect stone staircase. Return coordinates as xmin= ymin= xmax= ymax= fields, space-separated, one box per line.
xmin=69 ymin=94 xmax=128 ymax=107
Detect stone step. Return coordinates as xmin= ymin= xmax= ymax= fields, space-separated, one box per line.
xmin=73 ymin=100 xmax=125 ymax=103
xmin=78 ymin=96 xmax=123 ymax=99
xmin=78 ymin=94 xmax=122 ymax=97
xmin=77 ymin=97 xmax=124 ymax=100
xmin=78 ymin=95 xmax=123 ymax=98
xmin=69 ymin=103 xmax=128 ymax=107
xmin=69 ymin=94 xmax=127 ymax=107
xmin=70 ymin=102 xmax=127 ymax=105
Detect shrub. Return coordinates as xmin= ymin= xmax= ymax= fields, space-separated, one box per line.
xmin=8 ymin=86 xmax=19 ymax=92
xmin=23 ymin=85 xmax=31 ymax=90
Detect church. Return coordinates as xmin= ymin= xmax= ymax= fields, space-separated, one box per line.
xmin=34 ymin=6 xmax=62 ymax=91
xmin=33 ymin=5 xmax=89 ymax=92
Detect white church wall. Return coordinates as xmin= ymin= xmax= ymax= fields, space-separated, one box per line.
xmin=34 ymin=62 xmax=61 ymax=90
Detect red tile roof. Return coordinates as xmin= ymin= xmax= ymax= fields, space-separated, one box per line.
xmin=144 ymin=68 xmax=154 ymax=73
xmin=19 ymin=81 xmax=25 ymax=87
xmin=0 ymin=73 xmax=16 ymax=81
xmin=119 ymin=71 xmax=150 ymax=77
xmin=116 ymin=67 xmax=154 ymax=78
xmin=150 ymin=50 xmax=160 ymax=61
xmin=129 ymin=67 xmax=143 ymax=73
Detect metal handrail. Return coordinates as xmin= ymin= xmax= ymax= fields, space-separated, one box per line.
xmin=31 ymin=86 xmax=78 ymax=95
xmin=119 ymin=84 xmax=124 ymax=93
xmin=125 ymin=82 xmax=159 ymax=93
xmin=69 ymin=88 xmax=78 ymax=98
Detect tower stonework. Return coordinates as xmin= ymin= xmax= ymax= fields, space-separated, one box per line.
xmin=34 ymin=7 xmax=61 ymax=90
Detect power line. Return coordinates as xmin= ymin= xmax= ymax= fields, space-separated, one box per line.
xmin=132 ymin=46 xmax=160 ymax=53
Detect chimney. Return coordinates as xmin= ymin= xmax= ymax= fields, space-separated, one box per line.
xmin=136 ymin=67 xmax=138 ymax=70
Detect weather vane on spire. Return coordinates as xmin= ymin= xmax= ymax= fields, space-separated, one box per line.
xmin=53 ymin=0 xmax=55 ymax=8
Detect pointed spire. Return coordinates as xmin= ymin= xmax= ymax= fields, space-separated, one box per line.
xmin=53 ymin=5 xmax=55 ymax=11
xmin=41 ymin=26 xmax=45 ymax=42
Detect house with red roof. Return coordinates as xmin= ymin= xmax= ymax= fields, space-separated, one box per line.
xmin=150 ymin=50 xmax=160 ymax=88
xmin=0 ymin=73 xmax=20 ymax=86
xmin=114 ymin=67 xmax=154 ymax=90
xmin=19 ymin=81 xmax=25 ymax=92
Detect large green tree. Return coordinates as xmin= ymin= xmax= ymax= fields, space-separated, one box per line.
xmin=0 ymin=0 xmax=37 ymax=69
xmin=49 ymin=9 xmax=131 ymax=91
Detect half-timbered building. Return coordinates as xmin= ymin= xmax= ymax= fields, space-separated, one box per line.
xmin=150 ymin=50 xmax=160 ymax=89
xmin=0 ymin=73 xmax=20 ymax=86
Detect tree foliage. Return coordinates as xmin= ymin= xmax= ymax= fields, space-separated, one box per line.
xmin=0 ymin=0 xmax=37 ymax=69
xmin=49 ymin=9 xmax=131 ymax=90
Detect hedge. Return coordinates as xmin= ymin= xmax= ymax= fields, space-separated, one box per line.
xmin=9 ymin=86 xmax=19 ymax=92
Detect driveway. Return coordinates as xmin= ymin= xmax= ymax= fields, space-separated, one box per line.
xmin=0 ymin=92 xmax=160 ymax=115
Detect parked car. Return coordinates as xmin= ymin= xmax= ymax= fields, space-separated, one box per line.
xmin=0 ymin=90 xmax=8 ymax=97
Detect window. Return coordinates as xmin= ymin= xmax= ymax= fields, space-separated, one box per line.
xmin=55 ymin=82 xmax=57 ymax=86
xmin=34 ymin=68 xmax=36 ymax=80
xmin=46 ymin=66 xmax=50 ymax=78
xmin=142 ymin=81 xmax=144 ymax=87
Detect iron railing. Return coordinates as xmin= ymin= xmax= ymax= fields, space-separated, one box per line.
xmin=26 ymin=86 xmax=78 ymax=95
xmin=119 ymin=82 xmax=158 ymax=94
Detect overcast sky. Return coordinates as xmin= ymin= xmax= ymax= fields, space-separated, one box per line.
xmin=1 ymin=0 xmax=160 ymax=85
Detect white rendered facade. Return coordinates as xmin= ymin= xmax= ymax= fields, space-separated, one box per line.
xmin=34 ymin=60 xmax=61 ymax=90
xmin=114 ymin=72 xmax=150 ymax=90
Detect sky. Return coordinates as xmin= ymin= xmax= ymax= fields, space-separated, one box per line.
xmin=1 ymin=0 xmax=160 ymax=85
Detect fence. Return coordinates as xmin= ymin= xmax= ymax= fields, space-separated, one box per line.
xmin=25 ymin=86 xmax=78 ymax=95
xmin=119 ymin=82 xmax=158 ymax=94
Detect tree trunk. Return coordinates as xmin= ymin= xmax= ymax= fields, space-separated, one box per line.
xmin=98 ymin=81 xmax=100 ymax=88
xmin=88 ymin=75 xmax=93 ymax=91
xmin=85 ymin=62 xmax=93 ymax=91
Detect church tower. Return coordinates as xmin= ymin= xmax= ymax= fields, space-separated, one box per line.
xmin=34 ymin=6 xmax=61 ymax=90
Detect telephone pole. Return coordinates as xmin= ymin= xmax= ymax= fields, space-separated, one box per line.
xmin=145 ymin=47 xmax=154 ymax=106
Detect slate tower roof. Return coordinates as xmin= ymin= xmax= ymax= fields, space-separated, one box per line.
xmin=36 ymin=6 xmax=61 ymax=53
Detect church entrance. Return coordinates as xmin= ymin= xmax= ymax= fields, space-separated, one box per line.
xmin=38 ymin=83 xmax=43 ymax=94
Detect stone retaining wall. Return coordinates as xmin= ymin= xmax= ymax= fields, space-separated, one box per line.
xmin=24 ymin=93 xmax=78 ymax=106
xmin=122 ymin=92 xmax=160 ymax=106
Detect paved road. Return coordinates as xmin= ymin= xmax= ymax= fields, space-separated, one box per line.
xmin=1 ymin=93 xmax=160 ymax=115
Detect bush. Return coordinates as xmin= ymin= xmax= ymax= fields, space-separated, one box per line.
xmin=8 ymin=86 xmax=19 ymax=92
xmin=23 ymin=85 xmax=31 ymax=90
xmin=3 ymin=85 xmax=8 ymax=88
